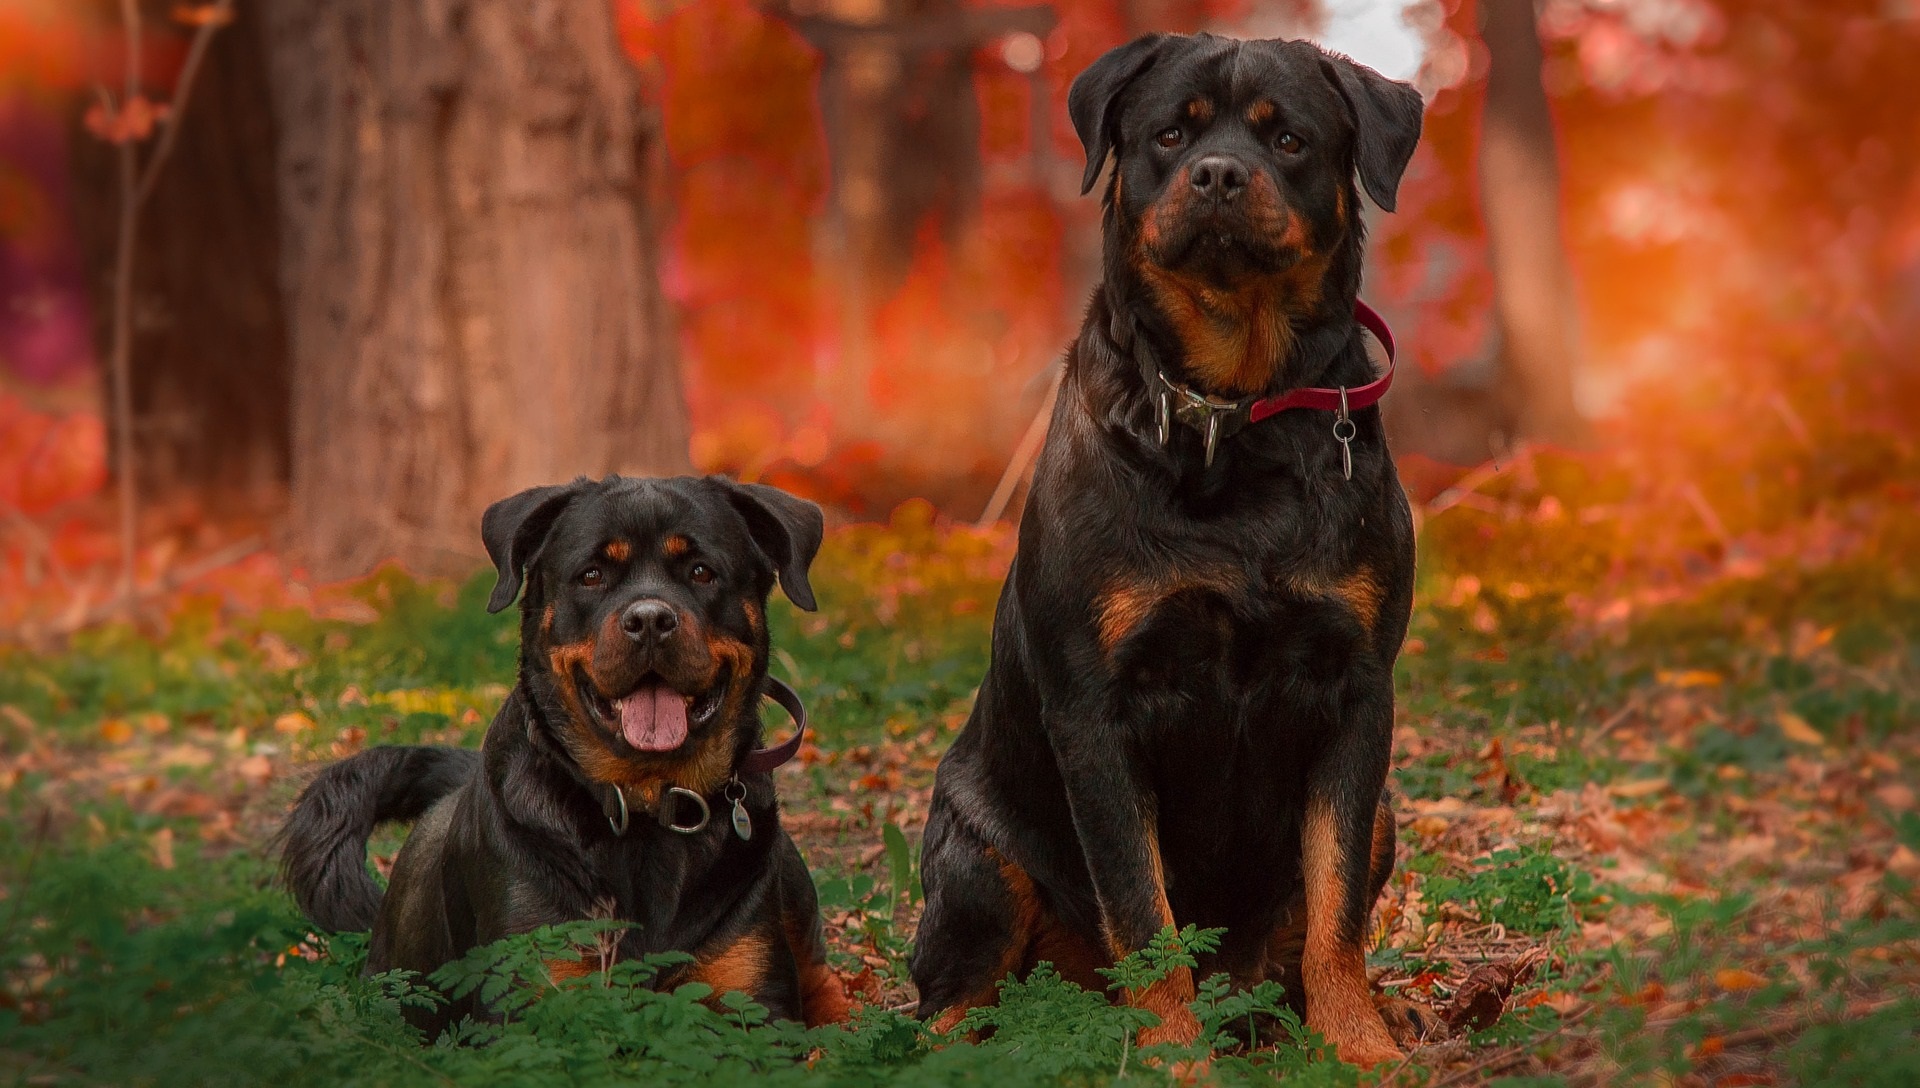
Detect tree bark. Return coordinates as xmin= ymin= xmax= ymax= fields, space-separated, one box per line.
xmin=1478 ymin=0 xmax=1586 ymax=444
xmin=261 ymin=0 xmax=689 ymax=580
xmin=69 ymin=0 xmax=289 ymax=512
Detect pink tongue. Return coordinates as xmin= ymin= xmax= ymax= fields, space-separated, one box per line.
xmin=616 ymin=683 xmax=689 ymax=752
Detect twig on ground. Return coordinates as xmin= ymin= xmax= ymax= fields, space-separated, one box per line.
xmin=13 ymin=535 xmax=264 ymax=642
xmin=1423 ymin=1003 xmax=1594 ymax=1088
xmin=0 ymin=503 xmax=72 ymax=591
xmin=1648 ymin=996 xmax=1899 ymax=1046
xmin=1421 ymin=442 xmax=1533 ymax=520
xmin=1582 ymin=694 xmax=1643 ymax=752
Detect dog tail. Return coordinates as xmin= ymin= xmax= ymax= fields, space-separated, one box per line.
xmin=278 ymin=745 xmax=478 ymax=932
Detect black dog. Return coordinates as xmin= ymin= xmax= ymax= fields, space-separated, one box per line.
xmin=281 ymin=475 xmax=849 ymax=1033
xmin=910 ymin=34 xmax=1426 ymax=1066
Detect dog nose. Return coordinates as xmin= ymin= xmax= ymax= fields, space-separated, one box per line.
xmin=1189 ymin=155 xmax=1248 ymax=201
xmin=620 ymin=599 xmax=679 ymax=643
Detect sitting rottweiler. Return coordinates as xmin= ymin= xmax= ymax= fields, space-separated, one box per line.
xmin=281 ymin=475 xmax=849 ymax=1033
xmin=910 ymin=34 xmax=1428 ymax=1066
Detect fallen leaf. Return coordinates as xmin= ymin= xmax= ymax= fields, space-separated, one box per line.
xmin=100 ymin=718 xmax=134 ymax=744
xmin=1775 ymin=710 xmax=1824 ymax=746
xmin=1713 ymin=968 xmax=1766 ymax=992
xmin=1657 ymin=669 xmax=1724 ymax=688
xmin=237 ymin=755 xmax=273 ymax=787
xmin=274 ymin=712 xmax=317 ymax=734
xmin=1444 ymin=965 xmax=1516 ymax=1033
xmin=1876 ymin=783 xmax=1916 ymax=811
xmin=1609 ymin=777 xmax=1670 ymax=799
xmin=151 ymin=827 xmax=175 ymax=870
xmin=160 ymin=745 xmax=214 ymax=768
xmin=1888 ymin=845 xmax=1920 ymax=880
xmin=256 ymin=633 xmax=305 ymax=671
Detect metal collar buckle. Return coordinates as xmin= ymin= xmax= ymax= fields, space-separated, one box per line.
xmin=656 ymin=786 xmax=711 ymax=834
xmin=1154 ymin=373 xmax=1253 ymax=468
xmin=604 ymin=783 xmax=712 ymax=837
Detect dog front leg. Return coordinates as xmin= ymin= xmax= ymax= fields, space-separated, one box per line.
xmin=1300 ymin=684 xmax=1402 ymax=1068
xmin=1051 ymin=725 xmax=1200 ymax=1048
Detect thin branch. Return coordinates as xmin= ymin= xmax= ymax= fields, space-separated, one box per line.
xmin=108 ymin=0 xmax=143 ymax=611
xmin=976 ymin=366 xmax=1061 ymax=527
xmin=10 ymin=536 xmax=265 ymax=644
xmin=135 ymin=0 xmax=237 ymax=206
xmin=101 ymin=0 xmax=239 ymax=615
xmin=1421 ymin=442 xmax=1532 ymax=520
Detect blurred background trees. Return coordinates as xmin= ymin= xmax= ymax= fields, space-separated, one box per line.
xmin=59 ymin=0 xmax=689 ymax=582
xmin=2 ymin=0 xmax=1916 ymax=605
xmin=258 ymin=0 xmax=688 ymax=579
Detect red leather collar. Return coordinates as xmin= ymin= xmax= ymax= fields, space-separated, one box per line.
xmin=739 ymin=676 xmax=807 ymax=775
xmin=1247 ymin=299 xmax=1396 ymax=424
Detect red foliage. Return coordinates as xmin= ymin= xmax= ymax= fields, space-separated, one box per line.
xmin=0 ymin=395 xmax=106 ymax=515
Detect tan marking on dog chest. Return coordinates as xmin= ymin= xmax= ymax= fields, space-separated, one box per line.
xmin=1092 ymin=567 xmax=1243 ymax=654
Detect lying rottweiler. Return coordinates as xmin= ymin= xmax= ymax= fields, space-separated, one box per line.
xmin=911 ymin=34 xmax=1428 ymax=1066
xmin=281 ymin=474 xmax=849 ymax=1033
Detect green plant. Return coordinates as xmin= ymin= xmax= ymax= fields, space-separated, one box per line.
xmin=1422 ymin=845 xmax=1604 ymax=935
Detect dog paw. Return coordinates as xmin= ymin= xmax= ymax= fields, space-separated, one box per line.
xmin=1333 ymin=1038 xmax=1405 ymax=1069
xmin=1375 ymin=992 xmax=1447 ymax=1050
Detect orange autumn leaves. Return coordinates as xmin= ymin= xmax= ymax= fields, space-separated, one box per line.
xmin=0 ymin=396 xmax=106 ymax=514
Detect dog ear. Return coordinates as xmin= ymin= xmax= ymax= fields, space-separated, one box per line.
xmin=1069 ymin=34 xmax=1170 ymax=196
xmin=713 ymin=478 xmax=825 ymax=612
xmin=481 ymin=480 xmax=588 ymax=614
xmin=1318 ymin=51 xmax=1424 ymax=213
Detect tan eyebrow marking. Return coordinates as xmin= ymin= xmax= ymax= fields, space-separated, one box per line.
xmin=603 ymin=539 xmax=631 ymax=561
xmin=1247 ymin=100 xmax=1275 ymax=125
xmin=662 ymin=534 xmax=691 ymax=558
xmin=1185 ymin=98 xmax=1214 ymax=122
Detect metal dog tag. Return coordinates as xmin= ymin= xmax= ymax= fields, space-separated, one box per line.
xmin=1332 ymin=386 xmax=1356 ymax=481
xmin=725 ymin=777 xmax=752 ymax=841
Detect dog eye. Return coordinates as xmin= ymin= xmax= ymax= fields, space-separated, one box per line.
xmin=1276 ymin=132 xmax=1305 ymax=154
xmin=579 ymin=568 xmax=603 ymax=587
xmin=689 ymin=563 xmax=715 ymax=586
xmin=1155 ymin=127 xmax=1182 ymax=148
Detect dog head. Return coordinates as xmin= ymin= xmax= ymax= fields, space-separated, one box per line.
xmin=482 ymin=475 xmax=823 ymax=801
xmin=1071 ymin=34 xmax=1422 ymax=397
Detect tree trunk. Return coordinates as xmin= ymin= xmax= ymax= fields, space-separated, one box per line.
xmin=69 ymin=0 xmax=289 ymax=512
xmin=261 ymin=0 xmax=689 ymax=580
xmin=1478 ymin=0 xmax=1586 ymax=444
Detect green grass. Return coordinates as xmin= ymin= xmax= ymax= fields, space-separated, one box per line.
xmin=3 ymin=507 xmax=1918 ymax=1086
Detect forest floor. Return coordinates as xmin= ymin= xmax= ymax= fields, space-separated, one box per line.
xmin=2 ymin=457 xmax=1917 ymax=1087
